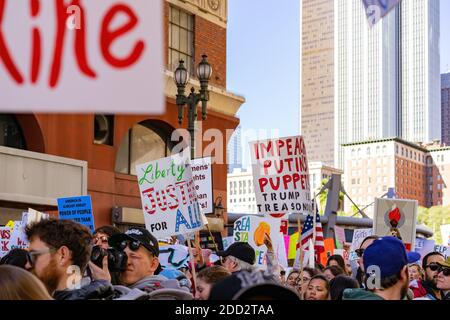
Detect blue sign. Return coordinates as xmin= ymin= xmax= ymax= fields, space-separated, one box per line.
xmin=362 ymin=0 xmax=401 ymax=27
xmin=57 ymin=196 xmax=95 ymax=233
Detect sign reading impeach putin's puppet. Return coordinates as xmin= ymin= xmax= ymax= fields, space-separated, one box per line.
xmin=249 ymin=136 xmax=312 ymax=215
xmin=136 ymin=153 xmax=205 ymax=238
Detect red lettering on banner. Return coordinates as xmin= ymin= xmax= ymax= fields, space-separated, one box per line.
xmin=101 ymin=4 xmax=145 ymax=68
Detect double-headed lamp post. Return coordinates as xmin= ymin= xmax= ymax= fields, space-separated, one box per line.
xmin=174 ymin=55 xmax=213 ymax=159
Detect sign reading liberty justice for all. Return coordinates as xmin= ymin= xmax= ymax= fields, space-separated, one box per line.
xmin=0 ymin=0 xmax=164 ymax=114
xmin=136 ymin=153 xmax=205 ymax=238
xmin=249 ymin=136 xmax=312 ymax=215
xmin=373 ymin=198 xmax=418 ymax=251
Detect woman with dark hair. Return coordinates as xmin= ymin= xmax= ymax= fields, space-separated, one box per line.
xmin=0 ymin=265 xmax=53 ymax=300
xmin=329 ymin=275 xmax=359 ymax=300
xmin=327 ymin=255 xmax=347 ymax=274
xmin=296 ymin=267 xmax=320 ymax=298
xmin=286 ymin=270 xmax=300 ymax=288
xmin=93 ymin=225 xmax=121 ymax=249
xmin=304 ymin=275 xmax=330 ymax=300
xmin=323 ymin=265 xmax=345 ymax=281
xmin=0 ymin=248 xmax=31 ymax=270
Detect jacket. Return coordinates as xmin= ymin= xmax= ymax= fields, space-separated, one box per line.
xmin=342 ymin=288 xmax=384 ymax=300
xmin=422 ymin=280 xmax=442 ymax=300
xmin=53 ymin=279 xmax=115 ymax=300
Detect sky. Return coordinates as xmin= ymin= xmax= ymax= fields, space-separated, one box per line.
xmin=227 ymin=0 xmax=450 ymax=167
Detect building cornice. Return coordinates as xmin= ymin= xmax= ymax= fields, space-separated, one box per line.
xmin=167 ymin=0 xmax=227 ymax=28
xmin=342 ymin=137 xmax=429 ymax=153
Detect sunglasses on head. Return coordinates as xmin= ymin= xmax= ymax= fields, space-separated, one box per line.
xmin=425 ymin=263 xmax=440 ymax=272
xmin=355 ymin=248 xmax=365 ymax=258
xmin=438 ymin=267 xmax=450 ymax=276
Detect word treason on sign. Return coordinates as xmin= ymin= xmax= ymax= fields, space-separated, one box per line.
xmin=0 ymin=0 xmax=145 ymax=88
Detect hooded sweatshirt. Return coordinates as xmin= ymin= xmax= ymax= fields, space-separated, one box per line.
xmin=342 ymin=288 xmax=384 ymax=300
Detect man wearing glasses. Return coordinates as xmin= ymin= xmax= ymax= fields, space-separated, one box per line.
xmin=436 ymin=257 xmax=450 ymax=300
xmin=89 ymin=227 xmax=192 ymax=299
xmin=25 ymin=219 xmax=114 ymax=300
xmin=421 ymin=251 xmax=445 ymax=300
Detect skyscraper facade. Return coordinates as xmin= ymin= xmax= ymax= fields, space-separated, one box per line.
xmin=301 ymin=0 xmax=335 ymax=166
xmin=335 ymin=0 xmax=440 ymax=169
xmin=227 ymin=125 xmax=243 ymax=173
xmin=441 ymin=72 xmax=450 ymax=145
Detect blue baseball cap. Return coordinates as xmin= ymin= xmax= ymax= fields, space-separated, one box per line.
xmin=363 ymin=237 xmax=421 ymax=278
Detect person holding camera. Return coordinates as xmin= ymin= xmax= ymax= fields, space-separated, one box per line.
xmin=89 ymin=227 xmax=192 ymax=300
xmin=25 ymin=219 xmax=115 ymax=300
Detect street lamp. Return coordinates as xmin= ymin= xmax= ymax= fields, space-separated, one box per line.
xmin=174 ymin=55 xmax=212 ymax=159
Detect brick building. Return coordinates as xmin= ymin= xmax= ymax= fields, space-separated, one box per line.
xmin=343 ymin=138 xmax=450 ymax=217
xmin=0 ymin=0 xmax=245 ymax=228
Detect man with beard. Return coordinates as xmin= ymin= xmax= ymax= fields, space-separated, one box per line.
xmin=421 ymin=251 xmax=445 ymax=300
xmin=25 ymin=219 xmax=114 ymax=300
xmin=343 ymin=237 xmax=420 ymax=300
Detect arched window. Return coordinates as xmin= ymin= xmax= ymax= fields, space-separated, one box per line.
xmin=115 ymin=121 xmax=175 ymax=175
xmin=0 ymin=114 xmax=26 ymax=150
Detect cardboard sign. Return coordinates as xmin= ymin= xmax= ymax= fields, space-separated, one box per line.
xmin=373 ymin=198 xmax=418 ymax=251
xmin=57 ymin=195 xmax=95 ymax=233
xmin=434 ymin=245 xmax=450 ymax=259
xmin=0 ymin=0 xmax=163 ymax=114
xmin=349 ymin=228 xmax=373 ymax=261
xmin=191 ymin=157 xmax=214 ymax=214
xmin=362 ymin=0 xmax=402 ymax=27
xmin=136 ymin=153 xmax=205 ymax=238
xmin=233 ymin=215 xmax=287 ymax=268
xmin=415 ymin=238 xmax=436 ymax=262
xmin=249 ymin=136 xmax=312 ymax=215
xmin=0 ymin=227 xmax=12 ymax=258
xmin=334 ymin=225 xmax=346 ymax=249
xmin=441 ymin=224 xmax=450 ymax=246
xmin=159 ymin=244 xmax=190 ymax=269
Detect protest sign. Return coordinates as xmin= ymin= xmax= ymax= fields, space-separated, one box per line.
xmin=136 ymin=153 xmax=205 ymax=238
xmin=373 ymin=198 xmax=417 ymax=251
xmin=0 ymin=226 xmax=12 ymax=258
xmin=222 ymin=236 xmax=234 ymax=250
xmin=159 ymin=244 xmax=190 ymax=269
xmin=288 ymin=232 xmax=299 ymax=259
xmin=414 ymin=238 xmax=435 ymax=262
xmin=349 ymin=228 xmax=373 ymax=261
xmin=0 ymin=0 xmax=164 ymax=114
xmin=191 ymin=157 xmax=213 ymax=214
xmin=58 ymin=195 xmax=95 ymax=233
xmin=249 ymin=136 xmax=312 ymax=215
xmin=233 ymin=215 xmax=287 ymax=267
xmin=319 ymin=238 xmax=336 ymax=266
xmin=9 ymin=221 xmax=29 ymax=251
xmin=334 ymin=225 xmax=346 ymax=249
xmin=28 ymin=208 xmax=49 ymax=225
xmin=434 ymin=245 xmax=450 ymax=259
xmin=362 ymin=0 xmax=402 ymax=27
xmin=199 ymin=230 xmax=223 ymax=252
xmin=441 ymin=224 xmax=450 ymax=246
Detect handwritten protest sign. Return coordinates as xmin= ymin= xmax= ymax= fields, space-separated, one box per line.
xmin=58 ymin=196 xmax=95 ymax=233
xmin=435 ymin=245 xmax=450 ymax=259
xmin=0 ymin=0 xmax=164 ymax=114
xmin=349 ymin=228 xmax=373 ymax=261
xmin=233 ymin=215 xmax=287 ymax=268
xmin=159 ymin=244 xmax=190 ymax=269
xmin=415 ymin=238 xmax=435 ymax=262
xmin=334 ymin=225 xmax=346 ymax=249
xmin=136 ymin=153 xmax=205 ymax=238
xmin=373 ymin=198 xmax=417 ymax=251
xmin=0 ymin=227 xmax=12 ymax=258
xmin=191 ymin=157 xmax=213 ymax=214
xmin=441 ymin=224 xmax=450 ymax=246
xmin=249 ymin=136 xmax=312 ymax=215
xmin=362 ymin=0 xmax=402 ymax=27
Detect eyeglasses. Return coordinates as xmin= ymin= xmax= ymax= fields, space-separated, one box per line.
xmin=27 ymin=248 xmax=55 ymax=267
xmin=355 ymin=248 xmax=365 ymax=258
xmin=93 ymin=236 xmax=108 ymax=244
xmin=438 ymin=267 xmax=450 ymax=276
xmin=119 ymin=240 xmax=142 ymax=252
xmin=425 ymin=263 xmax=440 ymax=272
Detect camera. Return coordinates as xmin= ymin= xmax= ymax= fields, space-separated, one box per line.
xmin=91 ymin=245 xmax=128 ymax=273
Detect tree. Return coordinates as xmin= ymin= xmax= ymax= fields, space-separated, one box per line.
xmin=317 ymin=178 xmax=344 ymax=214
xmin=417 ymin=205 xmax=450 ymax=245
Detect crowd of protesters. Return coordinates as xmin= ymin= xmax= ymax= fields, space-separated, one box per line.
xmin=0 ymin=218 xmax=449 ymax=300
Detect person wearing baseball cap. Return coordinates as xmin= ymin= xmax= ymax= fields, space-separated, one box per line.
xmin=217 ymin=242 xmax=256 ymax=273
xmin=343 ymin=237 xmax=420 ymax=300
xmin=436 ymin=257 xmax=450 ymax=300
